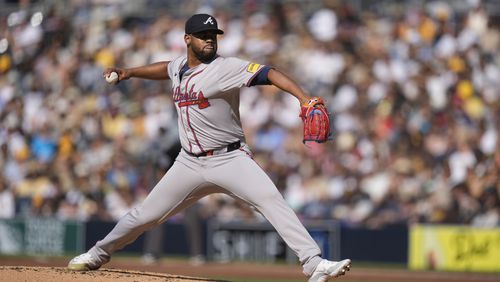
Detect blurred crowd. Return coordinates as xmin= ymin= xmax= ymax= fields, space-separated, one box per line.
xmin=0 ymin=0 xmax=499 ymax=229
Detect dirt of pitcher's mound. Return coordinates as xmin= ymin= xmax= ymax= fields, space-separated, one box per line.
xmin=0 ymin=266 xmax=226 ymax=282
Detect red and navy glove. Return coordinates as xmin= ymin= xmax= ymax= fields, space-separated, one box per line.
xmin=300 ymin=97 xmax=332 ymax=143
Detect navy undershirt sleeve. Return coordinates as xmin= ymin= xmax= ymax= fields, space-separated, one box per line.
xmin=249 ymin=66 xmax=272 ymax=86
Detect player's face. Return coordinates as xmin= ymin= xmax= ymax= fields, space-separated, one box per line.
xmin=187 ymin=31 xmax=218 ymax=62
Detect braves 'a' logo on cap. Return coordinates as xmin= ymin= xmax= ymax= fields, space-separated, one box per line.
xmin=203 ymin=17 xmax=214 ymax=25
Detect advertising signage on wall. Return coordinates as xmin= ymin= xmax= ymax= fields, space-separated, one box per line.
xmin=207 ymin=219 xmax=341 ymax=263
xmin=409 ymin=225 xmax=500 ymax=272
xmin=0 ymin=218 xmax=84 ymax=256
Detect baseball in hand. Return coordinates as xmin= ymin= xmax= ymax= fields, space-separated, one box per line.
xmin=105 ymin=72 xmax=119 ymax=84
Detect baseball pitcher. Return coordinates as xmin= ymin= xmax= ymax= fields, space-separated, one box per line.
xmin=68 ymin=14 xmax=350 ymax=281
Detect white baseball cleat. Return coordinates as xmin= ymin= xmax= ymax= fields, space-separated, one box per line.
xmin=308 ymin=259 xmax=352 ymax=282
xmin=67 ymin=252 xmax=108 ymax=271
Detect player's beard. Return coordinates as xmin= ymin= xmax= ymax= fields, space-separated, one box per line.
xmin=192 ymin=44 xmax=217 ymax=63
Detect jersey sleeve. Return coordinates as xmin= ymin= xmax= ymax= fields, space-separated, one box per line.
xmin=167 ymin=56 xmax=185 ymax=80
xmin=218 ymin=57 xmax=266 ymax=91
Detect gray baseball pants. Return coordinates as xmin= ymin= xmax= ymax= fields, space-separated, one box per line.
xmin=88 ymin=147 xmax=322 ymax=276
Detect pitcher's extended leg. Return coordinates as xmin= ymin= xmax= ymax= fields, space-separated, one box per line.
xmin=206 ymin=153 xmax=322 ymax=276
xmin=88 ymin=160 xmax=206 ymax=263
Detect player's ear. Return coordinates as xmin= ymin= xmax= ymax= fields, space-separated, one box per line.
xmin=184 ymin=34 xmax=191 ymax=45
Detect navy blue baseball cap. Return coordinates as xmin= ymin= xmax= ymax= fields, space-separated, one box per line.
xmin=185 ymin=14 xmax=224 ymax=34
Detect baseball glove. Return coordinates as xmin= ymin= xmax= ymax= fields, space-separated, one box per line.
xmin=300 ymin=97 xmax=331 ymax=143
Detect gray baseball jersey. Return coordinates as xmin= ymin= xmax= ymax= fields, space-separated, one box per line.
xmin=168 ymin=55 xmax=263 ymax=154
xmin=86 ymin=55 xmax=324 ymax=277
